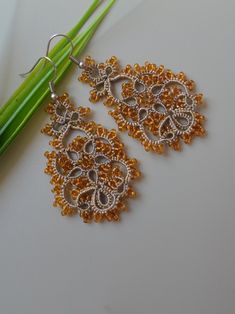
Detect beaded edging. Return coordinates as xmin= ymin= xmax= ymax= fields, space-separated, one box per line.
xmin=79 ymin=56 xmax=206 ymax=153
xmin=42 ymin=93 xmax=140 ymax=222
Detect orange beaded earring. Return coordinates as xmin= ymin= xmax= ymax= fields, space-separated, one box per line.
xmin=21 ymin=42 xmax=140 ymax=223
xmin=75 ymin=56 xmax=206 ymax=153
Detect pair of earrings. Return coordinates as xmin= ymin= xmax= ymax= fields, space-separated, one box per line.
xmin=22 ymin=34 xmax=206 ymax=223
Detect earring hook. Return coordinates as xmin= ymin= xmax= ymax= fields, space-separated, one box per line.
xmin=20 ymin=56 xmax=58 ymax=99
xmin=46 ymin=33 xmax=74 ymax=58
xmin=46 ymin=33 xmax=85 ymax=68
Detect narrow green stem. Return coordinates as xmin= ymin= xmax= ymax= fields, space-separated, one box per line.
xmin=0 ymin=0 xmax=116 ymax=155
xmin=0 ymin=0 xmax=102 ymax=116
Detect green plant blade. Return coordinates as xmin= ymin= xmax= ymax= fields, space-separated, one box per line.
xmin=0 ymin=0 xmax=102 ymax=116
xmin=0 ymin=0 xmax=114 ymax=133
xmin=0 ymin=0 xmax=116 ymax=155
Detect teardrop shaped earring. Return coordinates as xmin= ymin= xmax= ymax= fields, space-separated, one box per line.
xmin=20 ymin=42 xmax=140 ymax=223
xmin=78 ymin=57 xmax=206 ymax=153
xmin=66 ymin=51 xmax=206 ymax=154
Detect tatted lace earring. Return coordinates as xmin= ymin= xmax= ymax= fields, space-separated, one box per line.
xmin=69 ymin=53 xmax=206 ymax=154
xmin=20 ymin=38 xmax=140 ymax=223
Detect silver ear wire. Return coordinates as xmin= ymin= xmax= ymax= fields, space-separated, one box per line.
xmin=19 ymin=34 xmax=85 ymax=100
xmin=46 ymin=33 xmax=74 ymax=58
xmin=69 ymin=57 xmax=85 ymax=69
xmin=46 ymin=33 xmax=85 ymax=69
xmin=20 ymin=56 xmax=58 ymax=99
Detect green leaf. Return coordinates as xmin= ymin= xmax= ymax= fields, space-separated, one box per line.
xmin=0 ymin=0 xmax=102 ymax=117
xmin=0 ymin=0 xmax=115 ymax=155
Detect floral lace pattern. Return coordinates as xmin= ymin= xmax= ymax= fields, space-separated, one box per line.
xmin=42 ymin=93 xmax=140 ymax=222
xmin=79 ymin=56 xmax=206 ymax=153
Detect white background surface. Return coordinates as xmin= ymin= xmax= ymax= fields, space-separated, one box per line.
xmin=0 ymin=0 xmax=235 ymax=313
